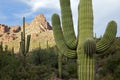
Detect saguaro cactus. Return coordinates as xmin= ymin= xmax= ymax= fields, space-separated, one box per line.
xmin=20 ymin=17 xmax=31 ymax=56
xmin=20 ymin=17 xmax=31 ymax=67
xmin=52 ymin=0 xmax=117 ymax=80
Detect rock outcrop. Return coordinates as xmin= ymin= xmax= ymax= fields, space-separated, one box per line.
xmin=25 ymin=14 xmax=52 ymax=35
xmin=0 ymin=24 xmax=9 ymax=33
xmin=0 ymin=14 xmax=52 ymax=44
xmin=9 ymin=26 xmax=21 ymax=33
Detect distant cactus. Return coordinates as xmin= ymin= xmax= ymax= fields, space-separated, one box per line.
xmin=20 ymin=17 xmax=31 ymax=67
xmin=52 ymin=0 xmax=117 ymax=80
xmin=20 ymin=17 xmax=31 ymax=56
xmin=47 ymin=40 xmax=49 ymax=48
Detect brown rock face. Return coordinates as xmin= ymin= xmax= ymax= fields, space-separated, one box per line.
xmin=0 ymin=24 xmax=9 ymax=33
xmin=26 ymin=14 xmax=52 ymax=34
xmin=0 ymin=14 xmax=52 ymax=44
xmin=10 ymin=26 xmax=21 ymax=33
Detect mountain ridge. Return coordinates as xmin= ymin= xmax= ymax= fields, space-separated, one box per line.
xmin=0 ymin=14 xmax=53 ymax=44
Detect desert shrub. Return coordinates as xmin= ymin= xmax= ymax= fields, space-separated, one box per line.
xmin=30 ymin=47 xmax=58 ymax=67
xmin=62 ymin=58 xmax=77 ymax=79
xmin=97 ymin=51 xmax=120 ymax=80
xmin=29 ymin=47 xmax=58 ymax=79
xmin=0 ymin=51 xmax=22 ymax=80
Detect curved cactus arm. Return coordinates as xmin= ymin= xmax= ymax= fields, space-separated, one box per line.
xmin=60 ymin=0 xmax=77 ymax=49
xmin=96 ymin=21 xmax=117 ymax=53
xmin=96 ymin=41 xmax=116 ymax=58
xmin=52 ymin=14 xmax=77 ymax=58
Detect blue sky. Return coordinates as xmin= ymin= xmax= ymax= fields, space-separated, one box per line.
xmin=0 ymin=0 xmax=120 ymax=37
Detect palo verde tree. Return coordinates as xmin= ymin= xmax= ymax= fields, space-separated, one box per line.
xmin=52 ymin=0 xmax=117 ymax=80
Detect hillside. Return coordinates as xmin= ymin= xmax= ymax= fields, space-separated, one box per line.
xmin=0 ymin=14 xmax=55 ymax=52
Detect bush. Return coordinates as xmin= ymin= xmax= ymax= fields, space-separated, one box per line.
xmin=98 ymin=51 xmax=120 ymax=80
xmin=0 ymin=52 xmax=22 ymax=80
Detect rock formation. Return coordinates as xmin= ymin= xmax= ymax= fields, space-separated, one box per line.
xmin=25 ymin=14 xmax=52 ymax=35
xmin=0 ymin=14 xmax=52 ymax=44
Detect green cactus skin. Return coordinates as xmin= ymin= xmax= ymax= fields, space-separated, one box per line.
xmin=83 ymin=38 xmax=96 ymax=58
xmin=20 ymin=17 xmax=31 ymax=56
xmin=52 ymin=0 xmax=117 ymax=80
xmin=58 ymin=52 xmax=62 ymax=78
xmin=60 ymin=0 xmax=77 ymax=50
xmin=96 ymin=21 xmax=117 ymax=53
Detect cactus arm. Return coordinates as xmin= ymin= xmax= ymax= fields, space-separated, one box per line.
xmin=96 ymin=41 xmax=116 ymax=58
xmin=96 ymin=21 xmax=117 ymax=53
xmin=25 ymin=35 xmax=31 ymax=53
xmin=52 ymin=14 xmax=76 ymax=58
xmin=60 ymin=0 xmax=77 ymax=49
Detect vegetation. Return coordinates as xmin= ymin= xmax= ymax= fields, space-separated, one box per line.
xmin=0 ymin=38 xmax=120 ymax=80
xmin=0 ymin=0 xmax=119 ymax=80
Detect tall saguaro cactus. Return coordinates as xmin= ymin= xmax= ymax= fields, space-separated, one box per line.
xmin=52 ymin=0 xmax=117 ymax=80
xmin=20 ymin=17 xmax=31 ymax=67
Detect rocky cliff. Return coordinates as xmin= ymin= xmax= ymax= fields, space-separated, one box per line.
xmin=0 ymin=14 xmax=53 ymax=44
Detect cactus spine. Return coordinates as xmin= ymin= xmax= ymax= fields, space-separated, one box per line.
xmin=52 ymin=0 xmax=117 ymax=80
xmin=20 ymin=17 xmax=31 ymax=67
